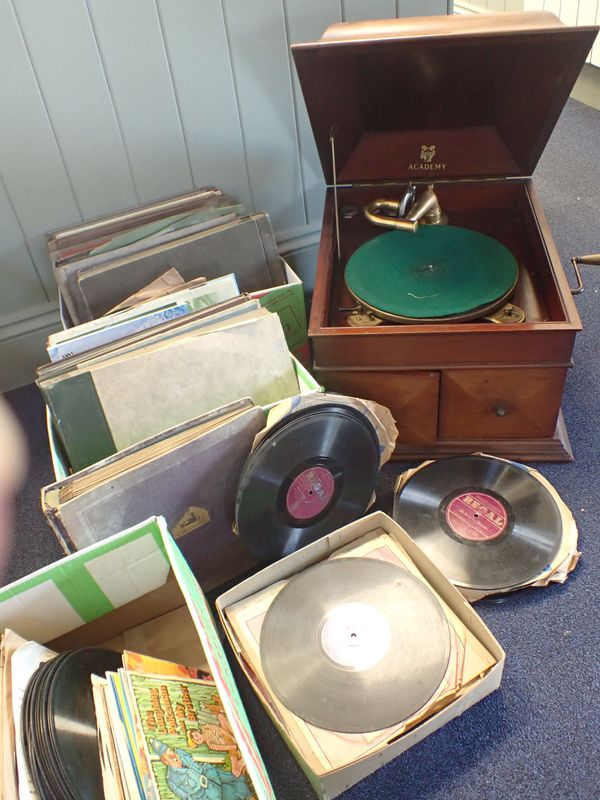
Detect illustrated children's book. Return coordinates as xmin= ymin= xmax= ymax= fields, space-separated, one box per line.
xmin=124 ymin=671 xmax=256 ymax=800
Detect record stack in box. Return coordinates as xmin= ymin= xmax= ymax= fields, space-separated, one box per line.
xmin=36 ymin=186 xmax=324 ymax=586
xmin=39 ymin=187 xmax=309 ymax=475
xmin=2 ymin=636 xmax=258 ymax=799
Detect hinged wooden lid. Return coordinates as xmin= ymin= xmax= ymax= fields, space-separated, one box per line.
xmin=291 ymin=12 xmax=598 ymax=185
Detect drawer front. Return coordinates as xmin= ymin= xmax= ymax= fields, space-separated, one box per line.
xmin=439 ymin=367 xmax=568 ymax=440
xmin=313 ymin=369 xmax=440 ymax=445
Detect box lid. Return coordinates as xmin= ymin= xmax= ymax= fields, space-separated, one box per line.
xmin=291 ymin=11 xmax=598 ymax=185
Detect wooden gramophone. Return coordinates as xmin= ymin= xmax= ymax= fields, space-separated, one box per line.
xmin=292 ymin=11 xmax=599 ymax=461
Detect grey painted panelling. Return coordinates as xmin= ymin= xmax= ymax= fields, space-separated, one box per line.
xmin=86 ymin=0 xmax=194 ymax=202
xmin=0 ymin=311 xmax=61 ymax=392
xmin=0 ymin=177 xmax=48 ymax=316
xmin=0 ymin=0 xmax=82 ymax=300
xmin=285 ymin=0 xmax=342 ymax=227
xmin=222 ymin=0 xmax=306 ymax=234
xmin=155 ymin=0 xmax=254 ymax=210
xmin=399 ymin=0 xmax=451 ymax=14
xmin=343 ymin=0 xmax=396 ymax=21
xmin=13 ymin=0 xmax=139 ymax=221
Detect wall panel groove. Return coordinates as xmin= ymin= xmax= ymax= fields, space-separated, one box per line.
xmin=281 ymin=0 xmax=309 ymax=226
xmin=218 ymin=0 xmax=257 ymax=209
xmin=152 ymin=0 xmax=195 ymax=187
xmin=10 ymin=0 xmax=85 ymax=224
xmin=82 ymin=0 xmax=142 ymax=205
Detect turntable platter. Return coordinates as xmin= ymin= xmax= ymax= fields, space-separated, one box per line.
xmin=345 ymin=225 xmax=518 ymax=323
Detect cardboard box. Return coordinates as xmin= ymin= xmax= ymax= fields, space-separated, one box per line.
xmin=0 ymin=516 xmax=275 ymax=799
xmin=42 ymin=370 xmax=323 ymax=594
xmin=216 ymin=511 xmax=505 ymax=800
xmin=251 ymin=260 xmax=309 ymax=362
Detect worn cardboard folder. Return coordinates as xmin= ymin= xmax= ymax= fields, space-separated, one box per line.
xmin=56 ymin=212 xmax=285 ymax=323
xmin=39 ymin=308 xmax=299 ymax=472
xmin=48 ymin=186 xmax=228 ymax=252
xmin=0 ymin=517 xmax=275 ymax=799
xmin=52 ymin=204 xmax=243 ymax=271
xmin=42 ymin=400 xmax=266 ymax=590
xmin=46 ymin=295 xmax=259 ymax=377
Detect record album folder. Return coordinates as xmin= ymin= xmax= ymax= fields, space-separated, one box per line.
xmin=217 ymin=511 xmax=505 ymax=800
xmin=56 ymin=211 xmax=286 ymax=324
xmin=42 ymin=401 xmax=266 ymax=590
xmin=40 ymin=309 xmax=299 ymax=472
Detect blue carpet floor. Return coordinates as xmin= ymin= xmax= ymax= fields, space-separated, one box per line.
xmin=3 ymin=99 xmax=600 ymax=799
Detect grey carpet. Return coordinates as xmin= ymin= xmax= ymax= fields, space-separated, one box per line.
xmin=3 ymin=98 xmax=600 ymax=799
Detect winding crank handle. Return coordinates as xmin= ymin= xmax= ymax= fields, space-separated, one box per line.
xmin=570 ymin=254 xmax=600 ymax=295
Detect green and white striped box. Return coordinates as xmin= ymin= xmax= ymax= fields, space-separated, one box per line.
xmin=0 ymin=515 xmax=275 ymax=799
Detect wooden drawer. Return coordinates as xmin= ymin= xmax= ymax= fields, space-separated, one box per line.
xmin=438 ymin=367 xmax=568 ymax=440
xmin=312 ymin=368 xmax=440 ymax=445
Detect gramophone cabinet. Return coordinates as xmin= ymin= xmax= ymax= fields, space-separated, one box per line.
xmin=292 ymin=11 xmax=598 ymax=461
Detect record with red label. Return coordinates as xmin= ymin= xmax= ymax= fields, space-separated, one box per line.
xmin=392 ymin=454 xmax=564 ymax=593
xmin=235 ymin=403 xmax=380 ymax=562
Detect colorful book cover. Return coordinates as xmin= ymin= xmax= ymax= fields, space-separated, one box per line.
xmin=124 ymin=671 xmax=256 ymax=800
xmin=122 ymin=651 xmax=211 ymax=681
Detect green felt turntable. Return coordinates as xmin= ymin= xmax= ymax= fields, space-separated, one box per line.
xmin=345 ymin=224 xmax=519 ymax=324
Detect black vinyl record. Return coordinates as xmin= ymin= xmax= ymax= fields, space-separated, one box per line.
xmin=22 ymin=648 xmax=122 ymax=800
xmin=393 ymin=455 xmax=564 ymax=592
xmin=236 ymin=403 xmax=380 ymax=562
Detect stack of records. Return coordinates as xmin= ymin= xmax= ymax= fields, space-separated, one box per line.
xmin=39 ymin=187 xmax=308 ymax=475
xmin=223 ymin=522 xmax=499 ymax=775
xmin=47 ymin=187 xmax=274 ymax=324
xmin=393 ymin=454 xmax=579 ymax=600
xmin=21 ymin=648 xmax=122 ymax=799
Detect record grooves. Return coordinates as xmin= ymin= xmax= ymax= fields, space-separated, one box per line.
xmin=393 ymin=455 xmax=563 ymax=592
xmin=236 ymin=404 xmax=380 ymax=562
xmin=21 ymin=648 xmax=122 ymax=800
xmin=260 ymin=558 xmax=451 ymax=733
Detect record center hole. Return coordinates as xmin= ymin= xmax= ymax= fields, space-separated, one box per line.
xmin=473 ymin=513 xmax=480 ymax=518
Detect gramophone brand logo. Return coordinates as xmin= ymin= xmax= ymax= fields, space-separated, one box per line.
xmin=408 ymin=144 xmax=446 ymax=172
